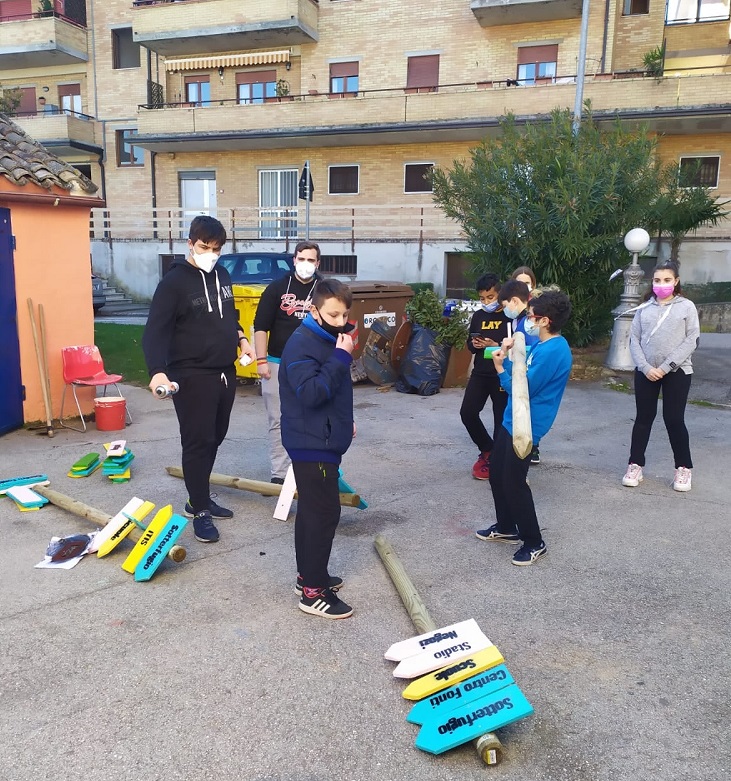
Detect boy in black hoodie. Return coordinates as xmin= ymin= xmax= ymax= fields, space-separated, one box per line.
xmin=142 ymin=216 xmax=255 ymax=543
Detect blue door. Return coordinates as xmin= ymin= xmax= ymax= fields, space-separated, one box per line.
xmin=0 ymin=208 xmax=24 ymax=435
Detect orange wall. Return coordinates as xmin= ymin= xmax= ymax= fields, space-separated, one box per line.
xmin=0 ymin=183 xmax=96 ymax=424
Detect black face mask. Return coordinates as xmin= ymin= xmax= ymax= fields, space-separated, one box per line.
xmin=315 ymin=311 xmax=354 ymax=338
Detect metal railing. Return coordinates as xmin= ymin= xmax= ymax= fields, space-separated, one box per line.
xmin=0 ymin=5 xmax=86 ymax=27
xmin=138 ymin=64 xmax=731 ymax=111
xmin=89 ymin=204 xmax=462 ymax=250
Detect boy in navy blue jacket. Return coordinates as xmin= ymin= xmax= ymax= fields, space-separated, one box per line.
xmin=279 ymin=279 xmax=355 ymax=619
xmin=476 ymin=291 xmax=573 ymax=566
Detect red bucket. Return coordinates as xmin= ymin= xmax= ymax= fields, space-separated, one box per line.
xmin=94 ymin=397 xmax=126 ymax=431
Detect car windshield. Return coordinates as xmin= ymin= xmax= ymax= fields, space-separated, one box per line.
xmin=218 ymin=254 xmax=293 ymax=284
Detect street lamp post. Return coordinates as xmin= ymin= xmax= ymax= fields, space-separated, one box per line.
xmin=605 ymin=228 xmax=651 ymax=371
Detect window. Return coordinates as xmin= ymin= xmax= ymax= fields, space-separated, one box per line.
xmin=623 ymin=0 xmax=650 ymax=13
xmin=58 ymin=84 xmax=82 ymax=116
xmin=666 ymin=0 xmax=730 ymax=22
xmin=116 ymin=129 xmax=144 ymax=167
xmin=328 ymin=165 xmax=359 ymax=195
xmin=406 ymin=54 xmax=439 ymax=94
xmin=259 ymin=169 xmax=298 ymax=238
xmin=404 ymin=163 xmax=434 ymax=193
xmin=679 ymin=156 xmax=720 ymax=187
xmin=185 ymin=76 xmax=211 ymax=106
xmin=517 ymin=44 xmax=558 ymax=85
xmin=330 ymin=62 xmax=359 ymax=97
xmin=236 ymin=70 xmax=276 ymax=104
xmin=319 ymin=255 xmax=358 ymax=275
xmin=112 ymin=27 xmax=140 ymax=70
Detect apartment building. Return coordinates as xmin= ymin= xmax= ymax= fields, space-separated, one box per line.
xmin=2 ymin=0 xmax=730 ymax=297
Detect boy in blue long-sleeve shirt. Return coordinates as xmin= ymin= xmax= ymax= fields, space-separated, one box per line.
xmin=279 ymin=279 xmax=356 ymax=618
xmin=475 ymin=291 xmax=573 ymax=566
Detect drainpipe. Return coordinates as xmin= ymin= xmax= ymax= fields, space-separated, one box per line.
xmin=151 ymin=150 xmax=158 ymax=240
xmin=601 ymin=0 xmax=610 ymax=73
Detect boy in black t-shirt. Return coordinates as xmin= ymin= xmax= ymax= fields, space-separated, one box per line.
xmin=460 ymin=273 xmax=511 ymax=481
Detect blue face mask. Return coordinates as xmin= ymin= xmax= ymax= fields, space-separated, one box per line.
xmin=481 ymin=301 xmax=499 ymax=313
xmin=503 ymin=305 xmax=522 ymax=320
xmin=524 ymin=318 xmax=540 ymax=336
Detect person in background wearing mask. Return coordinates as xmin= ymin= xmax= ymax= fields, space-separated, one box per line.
xmin=143 ymin=216 xmax=255 ymax=543
xmin=279 ymin=280 xmax=356 ymax=619
xmin=253 ymin=241 xmax=322 ymax=484
xmin=461 ymin=273 xmax=511 ymax=481
xmin=622 ymin=261 xmax=700 ymax=493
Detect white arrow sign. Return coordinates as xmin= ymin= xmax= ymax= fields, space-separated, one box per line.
xmin=385 ymin=618 xmax=486 ymax=662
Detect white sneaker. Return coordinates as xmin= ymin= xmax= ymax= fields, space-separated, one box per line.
xmin=622 ymin=463 xmax=643 ymax=487
xmin=673 ymin=467 xmax=692 ymax=492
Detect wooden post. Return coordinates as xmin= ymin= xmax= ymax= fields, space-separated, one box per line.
xmin=374 ymin=534 xmax=504 ymax=765
xmin=34 ymin=486 xmax=186 ymax=563
xmin=511 ymin=331 xmax=532 ymax=459
xmin=165 ymin=467 xmax=363 ymax=508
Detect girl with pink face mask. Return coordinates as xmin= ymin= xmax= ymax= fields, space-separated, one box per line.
xmin=622 ymin=261 xmax=700 ymax=493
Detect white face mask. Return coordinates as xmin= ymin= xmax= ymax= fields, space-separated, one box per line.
xmin=295 ymin=260 xmax=317 ymax=281
xmin=192 ymin=250 xmax=219 ymax=273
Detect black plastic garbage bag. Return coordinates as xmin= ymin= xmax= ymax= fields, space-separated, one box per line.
xmin=395 ymin=324 xmax=450 ymax=396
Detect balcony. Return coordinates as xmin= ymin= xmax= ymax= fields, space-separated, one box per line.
xmin=133 ymin=72 xmax=731 ymax=153
xmin=13 ymin=112 xmax=101 ymax=157
xmin=471 ymin=0 xmax=583 ymax=27
xmin=0 ymin=12 xmax=87 ymax=69
xmin=131 ymin=0 xmax=318 ymax=57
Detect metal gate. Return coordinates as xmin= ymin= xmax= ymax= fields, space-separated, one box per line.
xmin=0 ymin=208 xmax=24 ymax=435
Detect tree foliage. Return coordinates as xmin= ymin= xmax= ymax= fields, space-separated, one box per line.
xmin=0 ymin=85 xmax=22 ymax=116
xmin=431 ymin=107 xmax=726 ymax=346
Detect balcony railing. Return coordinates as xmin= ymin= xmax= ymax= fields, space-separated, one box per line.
xmin=90 ymin=205 xmax=461 ymax=248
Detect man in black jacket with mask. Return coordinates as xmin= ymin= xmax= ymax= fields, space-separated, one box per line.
xmin=142 ymin=216 xmax=255 ymax=543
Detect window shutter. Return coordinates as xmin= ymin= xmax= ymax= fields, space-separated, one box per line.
xmin=329 ymin=61 xmax=359 ymax=79
xmin=0 ymin=1 xmax=33 ymax=22
xmin=236 ymin=70 xmax=277 ymax=85
xmin=57 ymin=83 xmax=81 ymax=99
xmin=517 ymin=45 xmax=558 ymax=65
xmin=185 ymin=75 xmax=210 ymax=84
xmin=406 ymin=55 xmax=440 ymax=89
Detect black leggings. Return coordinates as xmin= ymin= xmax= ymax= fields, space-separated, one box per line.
xmin=292 ymin=461 xmax=342 ymax=589
xmin=460 ymin=374 xmax=508 ymax=454
xmin=172 ymin=369 xmax=237 ymax=513
xmin=629 ymin=369 xmax=693 ymax=469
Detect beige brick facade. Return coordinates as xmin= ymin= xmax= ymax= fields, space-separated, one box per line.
xmin=2 ymin=0 xmax=730 ymax=247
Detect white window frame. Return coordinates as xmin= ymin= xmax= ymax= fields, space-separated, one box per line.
xmin=678 ymin=155 xmax=720 ymax=188
xmin=404 ymin=162 xmax=434 ymax=194
xmin=328 ymin=164 xmax=360 ymax=196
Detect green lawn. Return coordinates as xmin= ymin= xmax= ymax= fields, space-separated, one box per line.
xmin=94 ymin=323 xmax=149 ymax=387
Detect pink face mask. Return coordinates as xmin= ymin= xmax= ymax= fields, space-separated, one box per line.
xmin=653 ymin=284 xmax=675 ymax=299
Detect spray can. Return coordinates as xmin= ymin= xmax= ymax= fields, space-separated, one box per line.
xmin=154 ymin=382 xmax=179 ymax=398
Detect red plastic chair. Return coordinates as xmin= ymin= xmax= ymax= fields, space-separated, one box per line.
xmin=59 ymin=345 xmax=132 ymax=432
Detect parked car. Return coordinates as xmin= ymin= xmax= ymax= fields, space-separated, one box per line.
xmin=92 ymin=275 xmax=106 ymax=312
xmin=217 ymin=252 xmax=294 ymax=285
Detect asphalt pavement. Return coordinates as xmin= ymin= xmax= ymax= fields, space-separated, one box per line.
xmin=1 ymin=332 xmax=729 ymax=781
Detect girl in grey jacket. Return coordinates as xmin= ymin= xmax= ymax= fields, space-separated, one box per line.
xmin=622 ymin=261 xmax=700 ymax=492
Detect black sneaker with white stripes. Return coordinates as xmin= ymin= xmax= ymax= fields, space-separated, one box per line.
xmin=299 ymin=587 xmax=353 ymax=619
xmin=294 ymin=574 xmax=344 ymax=596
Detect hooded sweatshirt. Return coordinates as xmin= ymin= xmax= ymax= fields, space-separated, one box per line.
xmin=253 ymin=272 xmax=321 ymax=359
xmin=142 ymin=258 xmax=241 ymax=379
xmin=629 ymin=296 xmax=700 ymax=375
